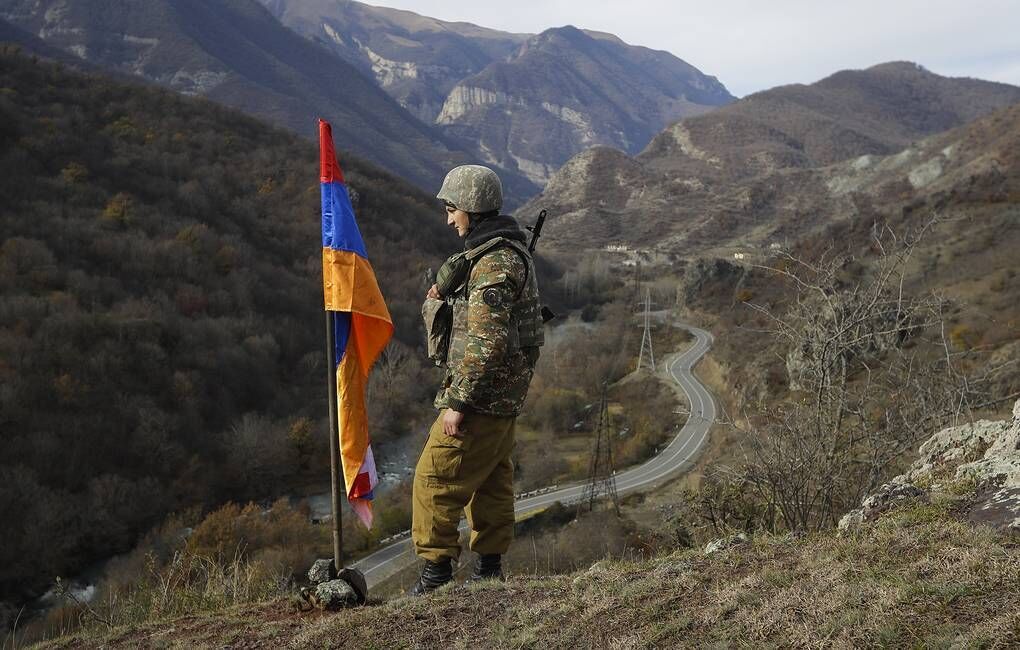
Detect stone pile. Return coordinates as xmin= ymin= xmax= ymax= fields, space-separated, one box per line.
xmin=302 ymin=559 xmax=360 ymax=610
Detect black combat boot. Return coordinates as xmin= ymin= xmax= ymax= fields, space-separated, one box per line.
xmin=407 ymin=558 xmax=453 ymax=596
xmin=467 ymin=553 xmax=503 ymax=582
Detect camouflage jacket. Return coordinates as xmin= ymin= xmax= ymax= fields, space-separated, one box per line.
xmin=434 ymin=227 xmax=542 ymax=417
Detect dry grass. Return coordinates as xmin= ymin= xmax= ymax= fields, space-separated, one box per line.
xmin=37 ymin=496 xmax=1020 ymax=649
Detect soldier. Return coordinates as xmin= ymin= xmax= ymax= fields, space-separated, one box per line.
xmin=410 ymin=165 xmax=544 ymax=595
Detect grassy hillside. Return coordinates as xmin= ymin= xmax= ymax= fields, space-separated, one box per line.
xmin=681 ymin=101 xmax=1020 ymax=419
xmin=0 ymin=48 xmax=458 ymax=614
xmin=35 ymin=491 xmax=1020 ymax=648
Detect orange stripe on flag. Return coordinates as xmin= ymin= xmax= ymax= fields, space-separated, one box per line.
xmin=322 ymin=249 xmax=392 ymax=323
xmin=337 ymin=343 xmax=370 ymax=500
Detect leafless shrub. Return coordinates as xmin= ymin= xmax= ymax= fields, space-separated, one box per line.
xmin=700 ymin=217 xmax=998 ymax=533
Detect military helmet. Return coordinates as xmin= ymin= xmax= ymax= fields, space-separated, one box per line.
xmin=436 ymin=165 xmax=503 ymax=214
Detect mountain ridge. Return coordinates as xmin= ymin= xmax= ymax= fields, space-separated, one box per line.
xmin=259 ymin=0 xmax=529 ymax=123
xmin=0 ymin=0 xmax=534 ymax=197
xmin=526 ymin=61 xmax=1020 ymax=250
xmin=260 ymin=1 xmax=734 ymax=187
xmin=434 ymin=24 xmax=732 ymax=185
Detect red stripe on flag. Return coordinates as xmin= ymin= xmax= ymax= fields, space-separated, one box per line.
xmin=350 ymin=472 xmax=373 ymax=499
xmin=318 ymin=119 xmax=345 ymax=184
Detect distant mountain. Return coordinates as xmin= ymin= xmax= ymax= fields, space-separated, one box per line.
xmin=437 ymin=26 xmax=734 ymax=185
xmin=525 ymin=62 xmax=1020 ymax=250
xmin=784 ymin=97 xmax=1020 ymax=249
xmin=640 ymin=61 xmax=1020 ymax=182
xmin=0 ymin=0 xmax=509 ymax=195
xmin=260 ymin=1 xmax=734 ymax=186
xmin=260 ymin=0 xmax=528 ymax=123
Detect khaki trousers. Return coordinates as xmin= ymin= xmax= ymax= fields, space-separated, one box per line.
xmin=411 ymin=409 xmax=516 ymax=562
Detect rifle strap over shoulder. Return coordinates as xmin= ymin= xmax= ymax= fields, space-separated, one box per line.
xmin=464 ymin=237 xmax=531 ymax=300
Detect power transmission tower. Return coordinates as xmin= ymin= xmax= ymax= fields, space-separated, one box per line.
xmin=637 ymin=286 xmax=655 ymax=371
xmin=578 ymin=386 xmax=620 ymax=515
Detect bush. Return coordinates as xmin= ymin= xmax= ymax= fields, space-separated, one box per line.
xmin=506 ymin=508 xmax=641 ymax=575
xmin=187 ymin=500 xmax=326 ymax=576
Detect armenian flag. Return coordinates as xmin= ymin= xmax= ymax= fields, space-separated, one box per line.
xmin=319 ymin=119 xmax=393 ymax=529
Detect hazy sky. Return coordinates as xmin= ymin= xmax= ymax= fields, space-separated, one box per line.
xmin=362 ymin=0 xmax=1020 ymax=97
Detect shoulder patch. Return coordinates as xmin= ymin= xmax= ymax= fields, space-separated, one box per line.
xmin=482 ymin=287 xmax=503 ymax=307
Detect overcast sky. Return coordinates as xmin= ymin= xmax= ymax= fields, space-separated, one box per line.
xmin=363 ymin=0 xmax=1020 ymax=97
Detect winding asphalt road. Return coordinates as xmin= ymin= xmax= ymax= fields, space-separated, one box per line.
xmin=352 ymin=324 xmax=717 ymax=588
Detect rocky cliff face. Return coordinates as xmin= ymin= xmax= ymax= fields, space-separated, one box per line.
xmin=434 ymin=26 xmax=733 ymax=185
xmin=259 ymin=0 xmax=526 ymax=124
xmin=261 ymin=2 xmax=734 ymax=188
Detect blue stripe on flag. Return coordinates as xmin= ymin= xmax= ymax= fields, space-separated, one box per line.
xmin=321 ymin=181 xmax=368 ymax=258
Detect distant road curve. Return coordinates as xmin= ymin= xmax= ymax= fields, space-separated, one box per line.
xmin=353 ymin=324 xmax=717 ymax=588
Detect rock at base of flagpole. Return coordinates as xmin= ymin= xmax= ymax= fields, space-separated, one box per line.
xmin=308 ymin=558 xmax=337 ymax=585
xmin=313 ymin=579 xmax=359 ymax=610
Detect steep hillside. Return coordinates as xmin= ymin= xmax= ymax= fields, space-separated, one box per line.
xmin=0 ymin=16 xmax=86 ymax=66
xmin=641 ymin=61 xmax=1020 ymax=182
xmin=33 ymin=402 xmax=1020 ymax=648
xmin=262 ymin=1 xmax=734 ymax=187
xmin=438 ymin=25 xmax=733 ymax=185
xmin=0 ymin=49 xmax=456 ymax=617
xmin=259 ymin=0 xmax=527 ymax=123
xmin=526 ymin=63 xmax=1020 ymax=250
xmin=0 ymin=0 xmax=477 ymax=193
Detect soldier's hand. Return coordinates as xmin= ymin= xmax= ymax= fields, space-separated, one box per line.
xmin=443 ymin=409 xmax=465 ymax=438
xmin=426 ymin=284 xmax=441 ymax=300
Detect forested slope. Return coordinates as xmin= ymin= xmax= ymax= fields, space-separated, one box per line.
xmin=0 ymin=0 xmax=494 ymax=195
xmin=0 ymin=48 xmax=457 ymax=611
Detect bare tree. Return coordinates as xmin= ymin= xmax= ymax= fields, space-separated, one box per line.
xmin=704 ymin=217 xmax=993 ymax=533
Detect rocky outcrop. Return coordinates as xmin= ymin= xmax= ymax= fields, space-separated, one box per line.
xmin=840 ymin=399 xmax=1020 ymax=533
xmin=679 ymin=259 xmax=746 ymax=306
xmin=260 ymin=0 xmax=524 ymax=124
xmin=836 ymin=483 xmax=927 ymax=531
xmin=435 ymin=85 xmax=526 ymax=124
xmin=784 ymin=291 xmax=904 ymax=392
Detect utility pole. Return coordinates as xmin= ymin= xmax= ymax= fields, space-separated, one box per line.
xmin=638 ymin=286 xmax=655 ymax=371
xmin=578 ymin=385 xmax=620 ymax=516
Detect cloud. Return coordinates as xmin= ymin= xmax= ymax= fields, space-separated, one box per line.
xmin=362 ymin=0 xmax=1020 ymax=96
